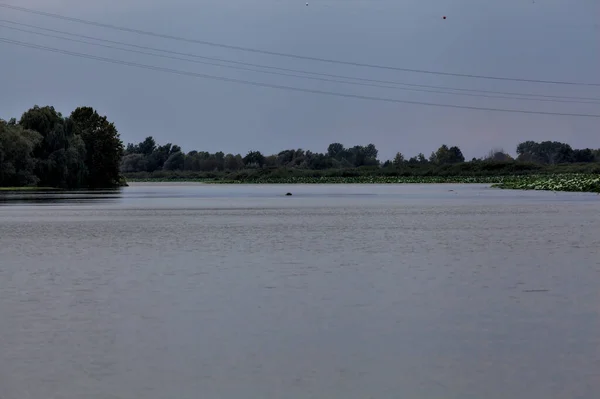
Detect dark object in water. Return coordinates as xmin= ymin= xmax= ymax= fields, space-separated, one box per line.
xmin=285 ymin=192 xmax=292 ymax=196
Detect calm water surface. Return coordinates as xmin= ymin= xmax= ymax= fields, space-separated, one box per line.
xmin=1 ymin=183 xmax=599 ymax=399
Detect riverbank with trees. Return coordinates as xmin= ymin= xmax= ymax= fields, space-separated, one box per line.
xmin=2 ymin=106 xmax=599 ymax=192
xmin=121 ymin=137 xmax=600 ymax=192
xmin=124 ymin=172 xmax=600 ymax=193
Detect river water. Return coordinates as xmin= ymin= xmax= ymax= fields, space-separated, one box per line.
xmin=1 ymin=183 xmax=599 ymax=399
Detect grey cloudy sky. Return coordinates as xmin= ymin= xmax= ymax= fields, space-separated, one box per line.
xmin=1 ymin=0 xmax=599 ymax=160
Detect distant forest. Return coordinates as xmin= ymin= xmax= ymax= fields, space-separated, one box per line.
xmin=122 ymin=135 xmax=600 ymax=175
xmin=2 ymin=105 xmax=600 ymax=188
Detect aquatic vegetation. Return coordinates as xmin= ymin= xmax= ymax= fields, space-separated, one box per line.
xmin=207 ymin=176 xmax=508 ymax=184
xmin=125 ymin=173 xmax=600 ymax=193
xmin=491 ymin=174 xmax=600 ymax=193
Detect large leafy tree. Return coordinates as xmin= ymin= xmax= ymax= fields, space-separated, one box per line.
xmin=243 ymin=151 xmax=265 ymax=168
xmin=70 ymin=107 xmax=124 ymax=187
xmin=516 ymin=140 xmax=575 ymax=164
xmin=138 ymin=136 xmax=157 ymax=156
xmin=573 ymin=149 xmax=595 ymax=163
xmin=0 ymin=121 xmax=43 ymax=187
xmin=18 ymin=105 xmax=81 ymax=187
xmin=431 ymin=144 xmax=464 ymax=164
xmin=392 ymin=152 xmax=405 ymax=166
xmin=163 ymin=151 xmax=185 ymax=171
xmin=327 ymin=143 xmax=345 ymax=159
xmin=224 ymin=153 xmax=244 ymax=170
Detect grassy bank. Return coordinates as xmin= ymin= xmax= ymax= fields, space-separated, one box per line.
xmin=124 ymin=162 xmax=600 ymax=182
xmin=126 ymin=175 xmax=509 ymax=184
xmin=124 ymin=169 xmax=600 ymax=193
xmin=207 ymin=176 xmax=507 ymax=184
xmin=122 ymin=162 xmax=600 ymax=192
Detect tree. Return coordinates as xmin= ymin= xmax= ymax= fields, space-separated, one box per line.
xmin=485 ymin=148 xmax=513 ymax=162
xmin=138 ymin=136 xmax=156 ymax=156
xmin=429 ymin=151 xmax=437 ymax=163
xmin=431 ymin=145 xmax=447 ymax=164
xmin=0 ymin=122 xmax=43 ymax=186
xmin=70 ymin=107 xmax=124 ymax=187
xmin=19 ymin=105 xmax=64 ymax=141
xmin=431 ymin=145 xmax=464 ymax=164
xmin=19 ymin=105 xmax=71 ymax=187
xmin=409 ymin=153 xmax=428 ymax=164
xmin=347 ymin=146 xmax=366 ymax=166
xmin=125 ymin=143 xmax=139 ymax=155
xmin=516 ymin=140 xmax=574 ymax=164
xmin=307 ymin=153 xmax=336 ymax=170
xmin=344 ymin=145 xmax=379 ymax=167
xmin=224 ymin=153 xmax=243 ymax=170
xmin=264 ymin=155 xmax=278 ymax=168
xmin=214 ymin=151 xmax=225 ymax=170
xmin=171 ymin=145 xmax=182 ymax=154
xmin=243 ymin=151 xmax=265 ymax=168
xmin=573 ymin=149 xmax=595 ymax=163
xmin=277 ymin=149 xmax=295 ymax=166
xmin=327 ymin=143 xmax=345 ymax=159
xmin=364 ymin=143 xmax=378 ymax=159
xmin=121 ymin=153 xmax=148 ymax=173
xmin=163 ymin=151 xmax=185 ymax=171
xmin=448 ymin=146 xmax=465 ymax=163
xmin=392 ymin=152 xmax=405 ymax=166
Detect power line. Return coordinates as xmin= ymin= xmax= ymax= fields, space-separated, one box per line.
xmin=1 ymin=3 xmax=598 ymax=87
xmin=3 ymin=23 xmax=598 ymax=105
xmin=2 ymin=37 xmax=599 ymax=118
xmin=2 ymin=19 xmax=599 ymax=103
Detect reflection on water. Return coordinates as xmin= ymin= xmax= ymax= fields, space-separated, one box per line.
xmin=1 ymin=182 xmax=598 ymax=208
xmin=0 ymin=188 xmax=124 ymax=205
xmin=0 ymin=183 xmax=599 ymax=399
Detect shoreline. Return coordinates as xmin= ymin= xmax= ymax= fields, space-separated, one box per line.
xmin=122 ymin=174 xmax=600 ymax=193
xmin=3 ymin=174 xmax=599 ymax=193
xmin=124 ymin=176 xmax=507 ymax=184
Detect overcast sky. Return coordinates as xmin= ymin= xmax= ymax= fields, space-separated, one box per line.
xmin=1 ymin=0 xmax=599 ymax=160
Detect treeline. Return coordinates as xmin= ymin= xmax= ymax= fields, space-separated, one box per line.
xmin=122 ymin=138 xmax=466 ymax=174
xmin=515 ymin=141 xmax=600 ymax=164
xmin=3 ymin=105 xmax=600 ymax=188
xmin=122 ymin=138 xmax=383 ymax=173
xmin=0 ymin=105 xmax=124 ymax=188
xmin=122 ymin=136 xmax=600 ymax=177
